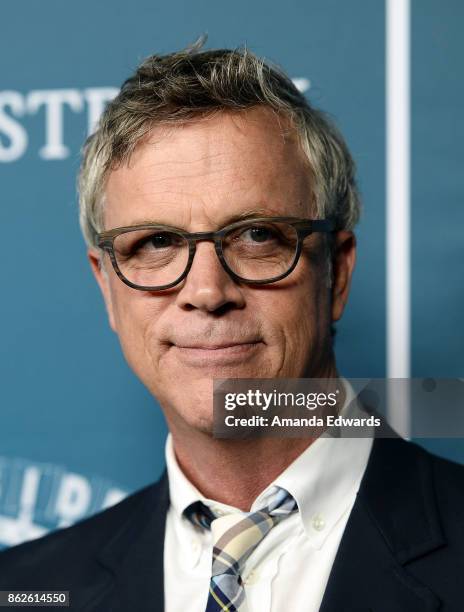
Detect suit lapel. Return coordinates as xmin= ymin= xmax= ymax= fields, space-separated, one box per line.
xmin=87 ymin=470 xmax=170 ymax=612
xmin=320 ymin=436 xmax=445 ymax=612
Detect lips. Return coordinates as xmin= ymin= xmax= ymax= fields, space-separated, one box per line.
xmin=169 ymin=340 xmax=263 ymax=367
xmin=175 ymin=341 xmax=259 ymax=350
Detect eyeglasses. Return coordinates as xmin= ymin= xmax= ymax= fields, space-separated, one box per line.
xmin=96 ymin=216 xmax=335 ymax=291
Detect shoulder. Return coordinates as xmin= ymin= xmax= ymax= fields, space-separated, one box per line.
xmin=376 ymin=435 xmax=464 ymax=483
xmin=428 ymin=445 xmax=464 ymax=487
xmin=366 ymin=436 xmax=464 ymax=530
xmin=0 ymin=476 xmax=166 ymax=588
xmin=369 ymin=435 xmax=464 ymax=490
xmin=426 ymin=446 xmax=464 ymax=531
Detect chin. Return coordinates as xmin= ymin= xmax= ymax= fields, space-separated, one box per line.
xmin=173 ymin=402 xmax=215 ymax=434
xmin=164 ymin=378 xmax=215 ymax=430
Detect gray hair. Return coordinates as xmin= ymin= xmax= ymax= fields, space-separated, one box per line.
xmin=78 ymin=38 xmax=361 ymax=250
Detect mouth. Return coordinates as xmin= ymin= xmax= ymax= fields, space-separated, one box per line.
xmin=176 ymin=341 xmax=259 ymax=350
xmin=169 ymin=341 xmax=263 ymax=366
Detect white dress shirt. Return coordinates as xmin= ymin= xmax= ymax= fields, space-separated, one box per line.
xmin=164 ymin=379 xmax=373 ymax=612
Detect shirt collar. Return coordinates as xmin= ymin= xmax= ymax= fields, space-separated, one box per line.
xmin=270 ymin=378 xmax=373 ymax=547
xmin=165 ymin=434 xmax=240 ymax=521
xmin=165 ymin=377 xmax=373 ymax=549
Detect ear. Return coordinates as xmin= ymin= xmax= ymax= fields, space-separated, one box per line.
xmin=88 ymin=248 xmax=117 ymax=332
xmin=330 ymin=231 xmax=357 ymax=322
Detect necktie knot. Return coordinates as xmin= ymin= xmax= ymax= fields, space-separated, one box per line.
xmin=183 ymin=486 xmax=298 ymax=611
xmin=184 ymin=485 xmax=297 ymax=529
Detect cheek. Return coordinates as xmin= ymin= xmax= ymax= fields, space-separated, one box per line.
xmin=110 ymin=287 xmax=161 ymax=364
xmin=261 ymin=270 xmax=331 ymax=365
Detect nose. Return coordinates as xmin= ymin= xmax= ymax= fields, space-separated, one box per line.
xmin=175 ymin=241 xmax=245 ymax=313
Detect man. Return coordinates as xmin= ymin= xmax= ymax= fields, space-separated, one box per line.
xmin=1 ymin=41 xmax=463 ymax=611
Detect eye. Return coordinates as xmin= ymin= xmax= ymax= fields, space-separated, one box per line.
xmin=245 ymin=226 xmax=274 ymax=242
xmin=113 ymin=229 xmax=185 ymax=261
xmin=239 ymin=225 xmax=279 ymax=243
xmin=147 ymin=232 xmax=175 ymax=249
xmin=134 ymin=231 xmax=185 ymax=253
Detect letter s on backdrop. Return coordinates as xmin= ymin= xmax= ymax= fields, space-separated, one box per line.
xmin=0 ymin=91 xmax=27 ymax=162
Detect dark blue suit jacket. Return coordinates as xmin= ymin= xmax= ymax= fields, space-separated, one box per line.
xmin=1 ymin=436 xmax=463 ymax=611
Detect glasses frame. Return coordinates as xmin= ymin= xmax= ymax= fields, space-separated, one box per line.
xmin=96 ymin=216 xmax=336 ymax=291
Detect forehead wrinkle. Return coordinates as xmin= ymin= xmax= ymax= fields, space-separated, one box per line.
xmin=131 ymin=156 xmax=268 ymax=203
xmin=131 ymin=156 xmax=248 ymax=197
xmin=105 ymin=108 xmax=314 ymax=228
xmin=138 ymin=148 xmax=229 ymax=170
xmin=132 ymin=169 xmax=249 ymax=205
xmin=143 ymin=113 xmax=292 ymax=170
xmin=129 ymin=119 xmax=299 ymax=195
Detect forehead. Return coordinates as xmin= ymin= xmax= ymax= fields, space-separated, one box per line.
xmin=104 ymin=106 xmax=314 ymax=229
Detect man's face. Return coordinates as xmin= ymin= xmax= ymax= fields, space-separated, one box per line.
xmin=89 ymin=107 xmax=355 ymax=433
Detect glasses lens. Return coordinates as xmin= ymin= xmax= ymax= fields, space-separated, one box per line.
xmin=222 ymin=221 xmax=298 ymax=281
xmin=113 ymin=228 xmax=189 ymax=288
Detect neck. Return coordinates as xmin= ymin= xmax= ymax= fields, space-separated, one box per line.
xmin=167 ymin=361 xmax=342 ymax=512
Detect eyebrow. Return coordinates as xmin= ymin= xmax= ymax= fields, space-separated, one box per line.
xmin=124 ymin=207 xmax=299 ymax=230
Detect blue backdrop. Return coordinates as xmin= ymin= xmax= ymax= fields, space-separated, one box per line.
xmin=0 ymin=0 xmax=462 ymax=548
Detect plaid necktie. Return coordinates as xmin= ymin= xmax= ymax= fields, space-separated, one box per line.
xmin=184 ymin=485 xmax=298 ymax=612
